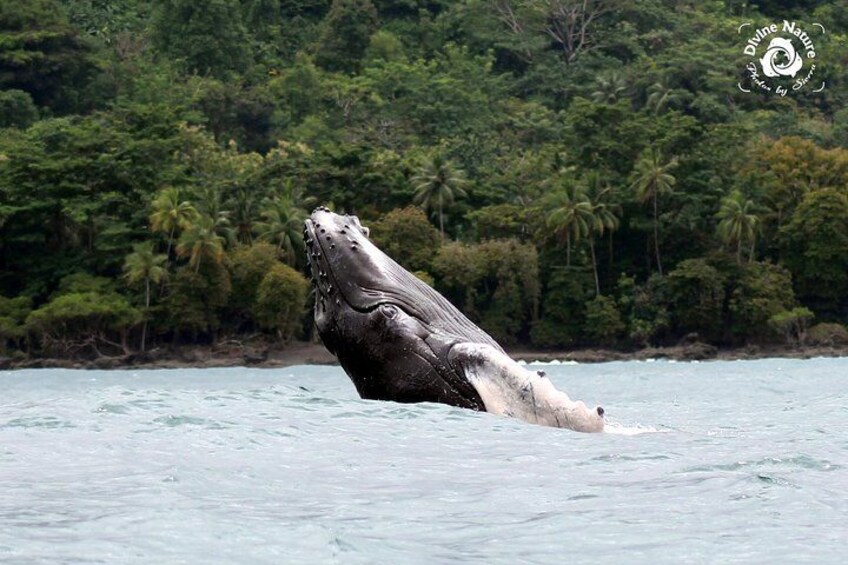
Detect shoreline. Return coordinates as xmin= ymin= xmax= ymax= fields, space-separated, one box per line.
xmin=3 ymin=341 xmax=847 ymax=371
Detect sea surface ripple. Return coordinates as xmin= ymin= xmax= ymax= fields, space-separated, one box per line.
xmin=1 ymin=358 xmax=846 ymax=563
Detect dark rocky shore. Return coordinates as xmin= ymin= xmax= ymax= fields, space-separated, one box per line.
xmin=3 ymin=340 xmax=847 ymax=371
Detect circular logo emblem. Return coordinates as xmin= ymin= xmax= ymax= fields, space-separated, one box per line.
xmin=759 ymin=37 xmax=803 ymax=77
xmin=737 ymin=21 xmax=825 ymax=96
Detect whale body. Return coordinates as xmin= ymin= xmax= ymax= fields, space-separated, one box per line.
xmin=303 ymin=208 xmax=605 ymax=433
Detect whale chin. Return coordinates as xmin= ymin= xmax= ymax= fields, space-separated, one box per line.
xmin=304 ymin=207 xmax=605 ymax=433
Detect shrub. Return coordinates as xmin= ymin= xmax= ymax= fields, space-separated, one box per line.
xmin=0 ymin=295 xmax=32 ymax=353
xmin=618 ymin=274 xmax=670 ymax=347
xmin=254 ymin=263 xmax=309 ymax=341
xmin=466 ymin=204 xmax=528 ymax=241
xmin=728 ymin=262 xmax=796 ymax=342
xmin=159 ymin=262 xmax=231 ymax=340
xmin=228 ymin=242 xmax=279 ymax=315
xmin=434 ymin=240 xmax=539 ymax=345
xmin=531 ymin=267 xmax=592 ymax=348
xmin=412 ymin=271 xmax=435 ymax=287
xmin=667 ymin=259 xmax=725 ymax=342
xmin=372 ymin=207 xmax=441 ymax=272
xmin=0 ymin=89 xmax=39 ymax=129
xmin=26 ymin=292 xmax=140 ymax=356
xmin=584 ymin=295 xmax=624 ymax=345
xmin=768 ymin=307 xmax=815 ymax=346
xmin=806 ymin=323 xmax=848 ymax=346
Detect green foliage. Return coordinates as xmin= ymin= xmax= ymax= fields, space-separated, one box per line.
xmin=255 ymin=184 xmax=312 ymax=266
xmin=25 ymin=273 xmax=141 ymax=356
xmin=728 ymin=261 xmax=796 ymax=343
xmin=227 ymin=241 xmax=279 ymax=325
xmin=151 ymin=0 xmax=251 ymax=78
xmin=0 ymin=89 xmax=38 ymax=128
xmin=313 ymin=0 xmax=378 ymax=73
xmin=123 ymin=242 xmax=168 ymax=350
xmin=1 ymin=0 xmax=847 ymax=357
xmin=431 ymin=241 xmax=483 ymax=314
xmin=0 ymin=294 xmax=31 ymax=352
xmin=617 ymin=274 xmax=670 ymax=347
xmin=254 ymin=263 xmax=309 ymax=341
xmin=0 ymin=109 xmax=185 ymax=295
xmin=531 ymin=267 xmax=593 ymax=349
xmin=466 ymin=204 xmax=528 ymax=241
xmin=411 ymin=153 xmax=467 ymax=237
xmin=433 ymin=239 xmax=539 ymax=345
xmin=716 ymin=190 xmax=760 ymax=263
xmin=666 ymin=259 xmax=726 ymax=342
xmin=780 ymin=188 xmax=848 ymax=312
xmin=159 ymin=262 xmax=231 ymax=339
xmin=412 ymin=270 xmax=435 ymax=286
xmin=150 ymin=187 xmax=200 ymax=257
xmin=769 ymin=307 xmax=815 ymax=346
xmin=544 ymin=182 xmax=595 ymax=267
xmin=372 ymin=207 xmax=440 ymax=272
xmin=0 ymin=0 xmax=100 ymax=113
xmin=176 ymin=215 xmax=227 ymax=272
xmin=584 ymin=295 xmax=624 ymax=346
xmin=630 ymin=148 xmax=678 ymax=276
xmin=806 ymin=323 xmax=848 ymax=347
xmin=54 ymin=273 xmax=115 ymax=296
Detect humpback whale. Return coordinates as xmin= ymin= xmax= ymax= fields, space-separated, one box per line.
xmin=303 ymin=207 xmax=605 ymax=432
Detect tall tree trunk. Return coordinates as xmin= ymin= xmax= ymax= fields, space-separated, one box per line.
xmin=736 ymin=238 xmax=742 ymax=264
xmin=141 ymin=278 xmax=150 ymax=352
xmin=566 ymin=232 xmax=571 ymax=267
xmin=653 ymin=192 xmax=663 ymax=276
xmin=438 ymin=193 xmax=445 ymax=238
xmin=590 ymin=238 xmax=600 ymax=295
xmin=166 ymin=226 xmax=175 ymax=258
xmin=120 ymin=330 xmax=130 ymax=355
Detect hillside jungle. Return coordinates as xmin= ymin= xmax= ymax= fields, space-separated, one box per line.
xmin=1 ymin=0 xmax=848 ymax=365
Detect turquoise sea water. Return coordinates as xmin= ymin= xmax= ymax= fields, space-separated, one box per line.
xmin=1 ymin=358 xmax=846 ymax=564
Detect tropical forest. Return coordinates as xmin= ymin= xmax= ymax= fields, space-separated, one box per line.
xmin=2 ymin=0 xmax=848 ymax=364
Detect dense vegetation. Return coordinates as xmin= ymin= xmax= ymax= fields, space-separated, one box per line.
xmin=2 ymin=0 xmax=848 ymax=360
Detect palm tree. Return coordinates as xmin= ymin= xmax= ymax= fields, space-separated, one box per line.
xmin=591 ymin=72 xmax=627 ymax=104
xmin=411 ymin=154 xmax=467 ymax=237
xmin=630 ymin=149 xmax=678 ymax=276
xmin=646 ymin=80 xmax=681 ymax=115
xmin=584 ymin=175 xmax=621 ymax=295
xmin=545 ymin=182 xmax=595 ymax=267
xmin=716 ymin=190 xmax=760 ymax=263
xmin=230 ymin=188 xmax=257 ymax=245
xmin=176 ymin=215 xmax=226 ymax=272
xmin=256 ymin=194 xmax=310 ymax=266
xmin=193 ymin=185 xmax=234 ymax=244
xmin=149 ymin=187 xmax=199 ymax=258
xmin=123 ymin=242 xmax=168 ymax=352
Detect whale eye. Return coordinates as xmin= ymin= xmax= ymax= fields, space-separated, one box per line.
xmin=378 ymin=304 xmax=398 ymax=319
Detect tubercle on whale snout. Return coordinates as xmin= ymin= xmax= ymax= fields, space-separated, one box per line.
xmin=303 ymin=212 xmax=372 ymax=313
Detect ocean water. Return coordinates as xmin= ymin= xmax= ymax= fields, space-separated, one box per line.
xmin=1 ymin=358 xmax=846 ymax=564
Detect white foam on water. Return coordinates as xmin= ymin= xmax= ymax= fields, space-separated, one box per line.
xmin=603 ymin=421 xmax=668 ymax=435
xmin=525 ymin=359 xmax=579 ymax=366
